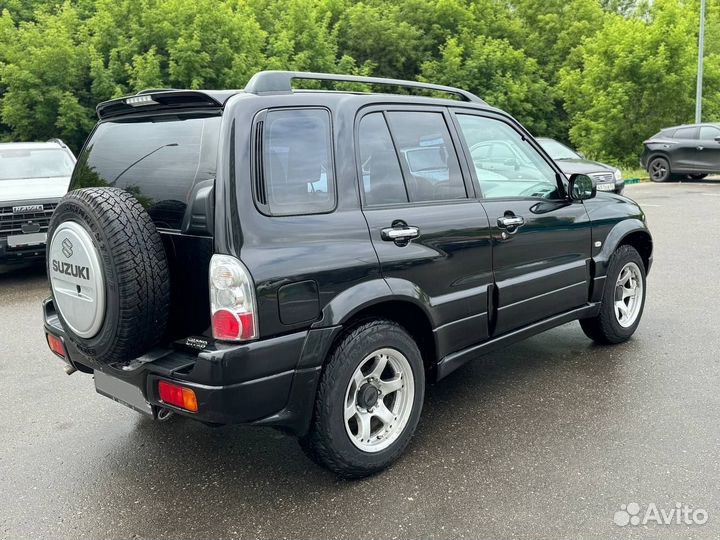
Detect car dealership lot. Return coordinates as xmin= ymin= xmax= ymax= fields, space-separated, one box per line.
xmin=1 ymin=181 xmax=719 ymax=540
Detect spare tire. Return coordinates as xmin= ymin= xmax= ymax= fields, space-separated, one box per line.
xmin=46 ymin=187 xmax=170 ymax=365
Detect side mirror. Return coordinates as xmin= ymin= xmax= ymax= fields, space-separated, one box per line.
xmin=568 ymin=173 xmax=596 ymax=200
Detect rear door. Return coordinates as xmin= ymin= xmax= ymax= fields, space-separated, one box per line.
xmin=452 ymin=110 xmax=592 ymax=335
xmin=697 ymin=125 xmax=720 ymax=171
xmin=358 ymin=106 xmax=494 ymax=353
xmin=669 ymin=126 xmax=701 ymax=171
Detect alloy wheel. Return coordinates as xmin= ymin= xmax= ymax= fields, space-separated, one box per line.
xmin=344 ymin=347 xmax=415 ymax=453
xmin=614 ymin=262 xmax=643 ymax=328
xmin=650 ymin=159 xmax=668 ymax=181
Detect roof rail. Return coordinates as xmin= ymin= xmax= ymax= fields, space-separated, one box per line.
xmin=46 ymin=138 xmax=67 ymax=147
xmin=243 ymin=71 xmax=485 ymax=104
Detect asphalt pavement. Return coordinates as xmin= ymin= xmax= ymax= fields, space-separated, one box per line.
xmin=1 ymin=181 xmax=719 ymax=539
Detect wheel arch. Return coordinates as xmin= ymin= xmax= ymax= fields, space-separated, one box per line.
xmin=595 ymin=220 xmax=653 ymax=277
xmin=646 ymin=151 xmax=672 ymax=172
xmin=618 ymin=230 xmax=653 ymax=274
xmin=313 ymin=279 xmax=438 ymax=379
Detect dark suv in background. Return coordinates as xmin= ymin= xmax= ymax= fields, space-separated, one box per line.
xmin=43 ymin=71 xmax=652 ymax=478
xmin=642 ymin=123 xmax=720 ymax=182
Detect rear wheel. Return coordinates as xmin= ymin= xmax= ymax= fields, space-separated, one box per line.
xmin=580 ymin=245 xmax=646 ymax=344
xmin=648 ymin=156 xmax=670 ymax=182
xmin=300 ymin=320 xmax=425 ymax=478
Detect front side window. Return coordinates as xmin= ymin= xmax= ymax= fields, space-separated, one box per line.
xmin=385 ymin=111 xmax=466 ymax=202
xmin=538 ymin=139 xmax=582 ymax=161
xmin=699 ymin=126 xmax=720 ymax=140
xmin=456 ymin=114 xmax=561 ymax=199
xmin=258 ymin=108 xmax=335 ymax=216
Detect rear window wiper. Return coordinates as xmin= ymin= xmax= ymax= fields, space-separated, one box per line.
xmin=112 ymin=143 xmax=178 ymax=183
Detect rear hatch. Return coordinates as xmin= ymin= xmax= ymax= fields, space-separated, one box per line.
xmin=71 ymin=111 xmax=222 ymax=340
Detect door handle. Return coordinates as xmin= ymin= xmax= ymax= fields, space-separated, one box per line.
xmin=381 ymin=226 xmax=420 ymax=242
xmin=497 ymin=216 xmax=525 ymax=229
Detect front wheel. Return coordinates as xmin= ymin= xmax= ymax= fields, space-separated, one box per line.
xmin=300 ymin=320 xmax=425 ymax=478
xmin=648 ymin=156 xmax=670 ymax=182
xmin=580 ymin=245 xmax=646 ymax=344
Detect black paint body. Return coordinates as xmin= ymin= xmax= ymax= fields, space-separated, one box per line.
xmin=45 ymin=89 xmax=653 ymax=435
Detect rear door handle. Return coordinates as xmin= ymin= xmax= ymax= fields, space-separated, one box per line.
xmin=497 ymin=216 xmax=525 ymax=229
xmin=381 ymin=226 xmax=420 ymax=242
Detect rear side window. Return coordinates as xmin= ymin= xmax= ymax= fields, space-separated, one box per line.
xmin=358 ymin=113 xmax=408 ymax=205
xmin=674 ymin=126 xmax=697 ymax=139
xmin=256 ymin=108 xmax=335 ymax=216
xmin=386 ymin=111 xmax=466 ymax=202
xmin=72 ymin=113 xmax=220 ymax=230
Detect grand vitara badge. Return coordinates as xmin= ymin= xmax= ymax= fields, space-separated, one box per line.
xmin=12 ymin=204 xmax=44 ymax=214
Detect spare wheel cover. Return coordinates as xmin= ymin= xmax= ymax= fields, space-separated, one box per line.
xmin=48 ymin=221 xmax=106 ymax=338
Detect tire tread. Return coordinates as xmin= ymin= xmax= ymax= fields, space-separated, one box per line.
xmin=300 ymin=319 xmax=423 ymax=478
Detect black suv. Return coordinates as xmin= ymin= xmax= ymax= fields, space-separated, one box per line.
xmin=43 ymin=71 xmax=652 ymax=478
xmin=642 ymin=123 xmax=720 ymax=182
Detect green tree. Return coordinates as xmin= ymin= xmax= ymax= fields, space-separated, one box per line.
xmin=421 ymin=35 xmax=552 ymax=133
xmin=335 ymin=2 xmax=422 ymax=78
xmin=560 ymin=0 xmax=714 ymax=162
xmin=0 ymin=3 xmax=95 ymax=150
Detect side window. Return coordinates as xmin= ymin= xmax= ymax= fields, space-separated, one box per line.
xmin=385 ymin=111 xmax=467 ymax=202
xmin=674 ymin=126 xmax=697 ymax=139
xmin=358 ymin=113 xmax=408 ymax=205
xmin=490 ymin=143 xmax=515 ymax=160
xmin=699 ymin=126 xmax=720 ymax=140
xmin=257 ymin=108 xmax=335 ymax=216
xmin=456 ymin=114 xmax=560 ymax=199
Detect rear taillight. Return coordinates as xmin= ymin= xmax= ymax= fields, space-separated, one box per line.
xmin=158 ymin=380 xmax=198 ymax=412
xmin=46 ymin=333 xmax=66 ymax=359
xmin=209 ymin=254 xmax=258 ymax=341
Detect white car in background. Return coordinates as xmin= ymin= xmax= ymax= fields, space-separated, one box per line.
xmin=0 ymin=140 xmax=75 ymax=264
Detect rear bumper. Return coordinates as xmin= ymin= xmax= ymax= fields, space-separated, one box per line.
xmin=43 ymin=298 xmax=340 ymax=435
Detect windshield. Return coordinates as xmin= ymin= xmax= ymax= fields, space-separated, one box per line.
xmin=0 ymin=148 xmax=74 ymax=180
xmin=538 ymin=139 xmax=581 ymax=160
xmin=72 ymin=113 xmax=220 ymax=230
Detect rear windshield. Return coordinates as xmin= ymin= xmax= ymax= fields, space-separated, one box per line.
xmin=72 ymin=113 xmax=221 ymax=230
xmin=0 ymin=148 xmax=74 ymax=180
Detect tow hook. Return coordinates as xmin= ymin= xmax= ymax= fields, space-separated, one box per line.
xmin=63 ymin=363 xmax=77 ymax=375
xmin=157 ymin=408 xmax=175 ymax=422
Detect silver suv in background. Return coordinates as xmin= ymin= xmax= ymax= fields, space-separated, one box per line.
xmin=0 ymin=140 xmax=75 ymax=264
xmin=537 ymin=137 xmax=624 ymax=194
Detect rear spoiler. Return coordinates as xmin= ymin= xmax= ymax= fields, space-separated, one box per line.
xmin=96 ymin=90 xmax=225 ymax=119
